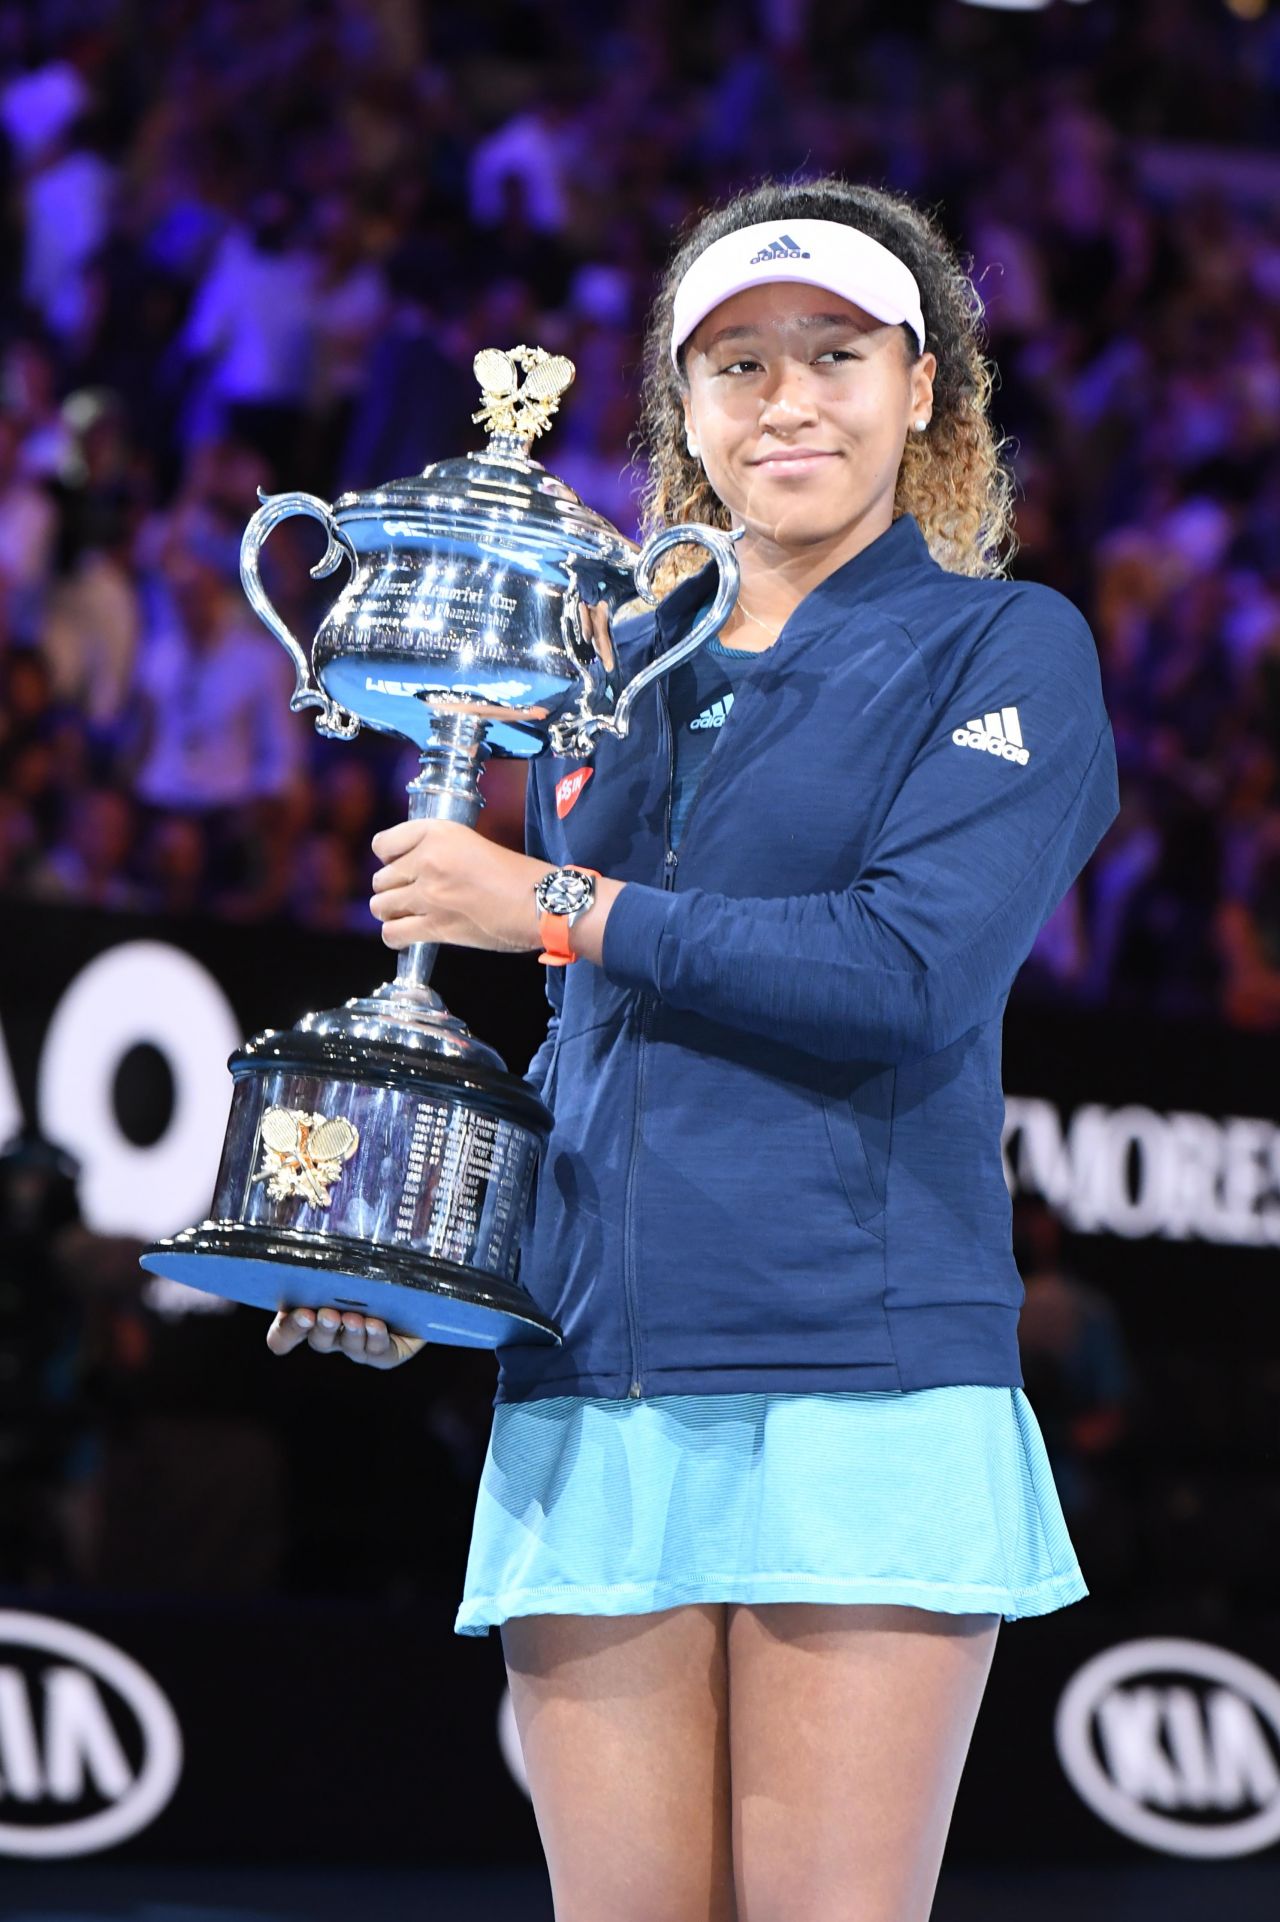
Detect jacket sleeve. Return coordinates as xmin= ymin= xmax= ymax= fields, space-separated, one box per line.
xmin=599 ymin=586 xmax=1119 ymax=1065
xmin=522 ymin=758 xmax=563 ymax=1097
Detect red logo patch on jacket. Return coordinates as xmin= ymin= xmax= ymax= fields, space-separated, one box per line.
xmin=555 ymin=766 xmax=593 ymax=819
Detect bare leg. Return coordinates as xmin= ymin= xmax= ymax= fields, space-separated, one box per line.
xmin=501 ymin=1603 xmax=736 ymax=1922
xmin=728 ymin=1602 xmax=1000 ymax=1922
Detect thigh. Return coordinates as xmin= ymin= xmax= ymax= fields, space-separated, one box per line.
xmin=727 ymin=1602 xmax=1000 ymax=1922
xmin=502 ymin=1603 xmax=735 ymax=1922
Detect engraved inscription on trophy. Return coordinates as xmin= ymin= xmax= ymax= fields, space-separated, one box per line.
xmin=252 ymin=1107 xmax=360 ymax=1209
xmin=386 ymin=1100 xmax=525 ymax=1266
xmin=394 ymin=1098 xmax=449 ymax=1242
xmin=448 ymin=1111 xmax=522 ymax=1264
xmin=328 ymin=563 xmax=525 ymax=652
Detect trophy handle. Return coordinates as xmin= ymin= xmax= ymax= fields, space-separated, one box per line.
xmin=240 ymin=488 xmax=361 ymax=740
xmin=550 ymin=523 xmax=741 ymax=756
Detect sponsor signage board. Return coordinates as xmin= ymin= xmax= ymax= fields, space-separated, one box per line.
xmin=0 ymin=1612 xmax=182 ymax=1857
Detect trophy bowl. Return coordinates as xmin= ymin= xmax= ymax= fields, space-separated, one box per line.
xmin=140 ymin=345 xmax=740 ymax=1347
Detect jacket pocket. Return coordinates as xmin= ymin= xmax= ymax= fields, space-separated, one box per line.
xmin=821 ymin=1089 xmax=885 ymax=1240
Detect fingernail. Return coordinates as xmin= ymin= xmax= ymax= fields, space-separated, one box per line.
xmin=318 ymin=1312 xmax=339 ymax=1330
xmin=293 ymin=1310 xmax=312 ymax=1327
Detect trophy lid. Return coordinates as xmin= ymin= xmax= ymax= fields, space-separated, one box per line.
xmin=328 ymin=345 xmax=638 ymax=569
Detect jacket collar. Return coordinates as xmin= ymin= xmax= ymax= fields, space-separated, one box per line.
xmin=653 ymin=512 xmax=938 ymax=649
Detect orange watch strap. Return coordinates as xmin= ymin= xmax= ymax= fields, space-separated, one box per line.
xmin=537 ymin=908 xmax=576 ymax=967
xmin=537 ymin=867 xmax=601 ymax=967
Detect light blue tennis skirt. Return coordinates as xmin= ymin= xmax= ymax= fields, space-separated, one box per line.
xmin=454 ymin=1384 xmax=1087 ymax=1636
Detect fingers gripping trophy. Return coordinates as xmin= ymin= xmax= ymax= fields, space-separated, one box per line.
xmin=140 ymin=347 xmax=740 ymax=1348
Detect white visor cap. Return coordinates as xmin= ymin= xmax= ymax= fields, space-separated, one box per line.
xmin=670 ymin=218 xmax=926 ymax=369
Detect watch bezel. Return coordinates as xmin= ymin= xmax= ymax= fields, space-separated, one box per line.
xmin=535 ymin=865 xmax=597 ymax=920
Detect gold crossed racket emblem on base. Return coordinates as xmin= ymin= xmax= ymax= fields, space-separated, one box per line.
xmin=252 ymin=1107 xmax=360 ymax=1208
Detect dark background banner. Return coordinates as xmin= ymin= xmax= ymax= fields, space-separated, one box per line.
xmin=1 ymin=906 xmax=1278 ymax=1866
xmin=1 ymin=1596 xmax=1277 ymax=1867
xmin=3 ymin=899 xmax=1278 ymax=1296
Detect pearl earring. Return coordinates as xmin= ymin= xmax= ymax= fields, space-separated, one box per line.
xmin=687 ymin=437 xmax=699 ymax=457
xmin=913 ymin=420 xmax=928 ymax=432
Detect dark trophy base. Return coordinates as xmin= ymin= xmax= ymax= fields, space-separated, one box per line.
xmin=140 ymin=1223 xmax=560 ymax=1347
xmin=140 ymin=1022 xmax=560 ymax=1351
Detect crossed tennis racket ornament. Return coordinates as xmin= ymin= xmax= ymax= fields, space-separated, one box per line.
xmin=140 ymin=343 xmax=738 ymax=1347
xmin=252 ymin=1108 xmax=360 ymax=1209
xmin=471 ymin=344 xmax=575 ymax=444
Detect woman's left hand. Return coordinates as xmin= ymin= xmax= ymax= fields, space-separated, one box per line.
xmin=369 ymin=818 xmax=550 ymax=953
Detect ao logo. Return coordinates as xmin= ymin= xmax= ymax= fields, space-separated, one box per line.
xmin=1055 ymin=1638 xmax=1280 ymax=1857
xmin=0 ymin=1612 xmax=183 ymax=1856
xmin=0 ymin=939 xmax=240 ymax=1243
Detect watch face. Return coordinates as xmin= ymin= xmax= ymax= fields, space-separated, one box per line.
xmin=537 ymin=867 xmax=594 ymax=916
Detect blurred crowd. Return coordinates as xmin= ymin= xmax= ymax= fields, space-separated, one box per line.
xmin=1 ymin=0 xmax=1279 ymax=1024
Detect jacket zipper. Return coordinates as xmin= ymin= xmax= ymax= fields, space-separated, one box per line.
xmin=658 ymin=644 xmax=756 ymax=869
xmin=621 ymin=681 xmax=680 ymax=1399
xmin=660 ymin=674 xmax=679 ymax=886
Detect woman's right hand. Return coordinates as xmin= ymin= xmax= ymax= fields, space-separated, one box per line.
xmin=266 ymin=1306 xmax=425 ymax=1369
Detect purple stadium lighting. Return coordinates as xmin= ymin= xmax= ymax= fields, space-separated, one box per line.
xmin=957 ymin=0 xmax=1094 ymax=11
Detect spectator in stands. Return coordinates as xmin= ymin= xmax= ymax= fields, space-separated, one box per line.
xmin=1217 ymin=811 xmax=1280 ymax=1030
xmin=39 ymin=388 xmax=144 ymax=735
xmin=468 ymin=86 xmax=583 ymax=236
xmin=337 ymin=235 xmax=478 ymax=488
xmin=0 ymin=650 xmax=84 ymax=852
xmin=0 ymin=408 xmax=55 ymax=642
xmin=130 ymin=812 xmax=207 ymax=919
xmin=298 ymin=190 xmax=390 ymax=495
xmin=1109 ymin=795 xmax=1224 ymax=1017
xmin=127 ymin=504 xmax=302 ymax=897
xmin=19 ymin=110 xmax=116 ymax=347
xmin=28 ymin=784 xmax=138 ymax=909
xmin=289 ymin=828 xmax=370 ymax=933
xmin=179 ymin=189 xmax=317 ymax=473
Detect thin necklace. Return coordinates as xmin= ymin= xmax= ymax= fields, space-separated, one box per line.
xmin=734 ymin=595 xmax=785 ymax=641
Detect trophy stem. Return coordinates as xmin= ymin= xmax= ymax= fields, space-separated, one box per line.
xmin=394 ymin=711 xmax=492 ymax=992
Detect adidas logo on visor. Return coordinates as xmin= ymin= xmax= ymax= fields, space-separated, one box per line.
xmin=951 ymin=706 xmax=1031 ymax=766
xmin=749 ymin=233 xmax=812 ymax=264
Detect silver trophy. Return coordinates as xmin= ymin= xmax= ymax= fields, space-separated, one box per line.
xmin=140 ymin=346 xmax=739 ymax=1346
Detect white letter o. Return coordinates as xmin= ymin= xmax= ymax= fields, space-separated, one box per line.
xmin=38 ymin=941 xmax=241 ymax=1237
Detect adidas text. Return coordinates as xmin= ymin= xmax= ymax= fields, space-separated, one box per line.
xmin=951 ymin=706 xmax=1030 ymax=766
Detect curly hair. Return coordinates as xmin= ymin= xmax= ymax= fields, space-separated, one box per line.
xmin=637 ymin=176 xmax=1018 ymax=586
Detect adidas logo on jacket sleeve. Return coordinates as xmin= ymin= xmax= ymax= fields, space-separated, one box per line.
xmin=951 ymin=706 xmax=1030 ymax=766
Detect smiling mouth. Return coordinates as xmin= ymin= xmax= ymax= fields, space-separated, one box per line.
xmin=750 ymin=450 xmax=838 ymax=467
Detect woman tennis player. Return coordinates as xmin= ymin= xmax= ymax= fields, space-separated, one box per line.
xmin=269 ymin=177 xmax=1118 ymax=1922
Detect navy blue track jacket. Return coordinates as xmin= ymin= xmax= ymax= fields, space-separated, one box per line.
xmin=494 ymin=512 xmax=1119 ymax=1404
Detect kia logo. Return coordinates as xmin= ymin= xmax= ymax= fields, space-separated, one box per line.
xmin=1055 ymin=1637 xmax=1280 ymax=1857
xmin=0 ymin=1612 xmax=183 ymax=1857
